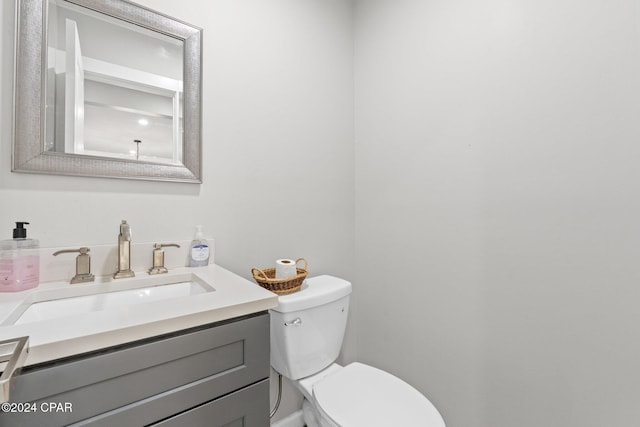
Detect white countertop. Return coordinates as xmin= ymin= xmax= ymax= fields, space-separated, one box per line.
xmin=0 ymin=264 xmax=278 ymax=367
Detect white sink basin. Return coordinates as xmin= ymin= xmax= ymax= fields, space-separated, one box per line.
xmin=3 ymin=272 xmax=214 ymax=326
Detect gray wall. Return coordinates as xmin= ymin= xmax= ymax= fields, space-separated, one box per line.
xmin=354 ymin=0 xmax=640 ymax=426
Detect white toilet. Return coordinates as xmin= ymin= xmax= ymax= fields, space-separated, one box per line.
xmin=270 ymin=275 xmax=446 ymax=427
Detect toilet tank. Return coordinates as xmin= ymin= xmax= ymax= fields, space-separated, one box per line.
xmin=269 ymin=275 xmax=352 ymax=380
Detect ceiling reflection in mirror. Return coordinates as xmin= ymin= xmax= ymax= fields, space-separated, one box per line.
xmin=45 ymin=0 xmax=184 ymax=165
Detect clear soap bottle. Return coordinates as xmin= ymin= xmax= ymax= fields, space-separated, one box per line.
xmin=0 ymin=222 xmax=40 ymax=292
xmin=189 ymin=225 xmax=210 ymax=267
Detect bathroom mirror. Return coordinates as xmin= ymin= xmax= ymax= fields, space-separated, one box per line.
xmin=13 ymin=0 xmax=203 ymax=183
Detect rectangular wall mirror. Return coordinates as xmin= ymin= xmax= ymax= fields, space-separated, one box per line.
xmin=13 ymin=0 xmax=203 ymax=183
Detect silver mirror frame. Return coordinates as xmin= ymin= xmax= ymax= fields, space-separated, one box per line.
xmin=13 ymin=0 xmax=203 ymax=183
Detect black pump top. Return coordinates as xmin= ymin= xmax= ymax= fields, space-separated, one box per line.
xmin=13 ymin=222 xmax=29 ymax=239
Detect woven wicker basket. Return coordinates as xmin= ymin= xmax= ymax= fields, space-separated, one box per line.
xmin=251 ymin=258 xmax=308 ymax=295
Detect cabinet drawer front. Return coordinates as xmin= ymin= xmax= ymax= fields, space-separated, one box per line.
xmin=151 ymin=379 xmax=269 ymax=427
xmin=0 ymin=313 xmax=269 ymax=427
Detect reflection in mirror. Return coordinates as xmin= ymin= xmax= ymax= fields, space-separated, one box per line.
xmin=46 ymin=0 xmax=184 ymax=165
xmin=13 ymin=0 xmax=202 ymax=183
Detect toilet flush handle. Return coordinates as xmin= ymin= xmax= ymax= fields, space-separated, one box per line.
xmin=284 ymin=318 xmax=302 ymax=327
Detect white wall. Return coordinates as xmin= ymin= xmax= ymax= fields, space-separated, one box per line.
xmin=1 ymin=0 xmax=354 ymax=282
xmin=7 ymin=0 xmax=640 ymax=425
xmin=1 ymin=0 xmax=353 ymax=423
xmin=354 ymin=0 xmax=640 ymax=426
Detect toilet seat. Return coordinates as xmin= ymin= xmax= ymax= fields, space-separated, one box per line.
xmin=312 ymin=362 xmax=445 ymax=427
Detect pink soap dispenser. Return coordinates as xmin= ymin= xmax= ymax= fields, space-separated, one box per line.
xmin=0 ymin=222 xmax=40 ymax=292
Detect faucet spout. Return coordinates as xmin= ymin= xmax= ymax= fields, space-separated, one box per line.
xmin=120 ymin=220 xmax=131 ymax=241
xmin=114 ymin=220 xmax=135 ymax=279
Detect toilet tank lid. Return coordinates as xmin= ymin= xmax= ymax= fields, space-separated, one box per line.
xmin=270 ymin=275 xmax=352 ymax=313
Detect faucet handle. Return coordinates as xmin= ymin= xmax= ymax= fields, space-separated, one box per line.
xmin=149 ymin=243 xmax=181 ymax=275
xmin=154 ymin=243 xmax=180 ymax=250
xmin=52 ymin=247 xmax=95 ymax=284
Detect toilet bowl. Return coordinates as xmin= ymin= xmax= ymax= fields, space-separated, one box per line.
xmin=269 ymin=275 xmax=445 ymax=426
xmin=296 ymin=362 xmax=444 ymax=427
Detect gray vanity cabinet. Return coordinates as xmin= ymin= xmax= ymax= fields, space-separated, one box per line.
xmin=0 ymin=312 xmax=270 ymax=427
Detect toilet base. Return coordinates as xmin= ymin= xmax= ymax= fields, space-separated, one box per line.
xmin=293 ymin=364 xmax=344 ymax=427
xmin=302 ymin=399 xmax=320 ymax=427
xmin=303 ymin=399 xmax=338 ymax=427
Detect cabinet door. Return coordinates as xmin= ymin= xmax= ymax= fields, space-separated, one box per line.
xmin=0 ymin=313 xmax=269 ymax=427
xmin=151 ymin=379 xmax=269 ymax=427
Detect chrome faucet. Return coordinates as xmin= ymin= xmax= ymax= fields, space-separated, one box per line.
xmin=114 ymin=220 xmax=135 ymax=279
